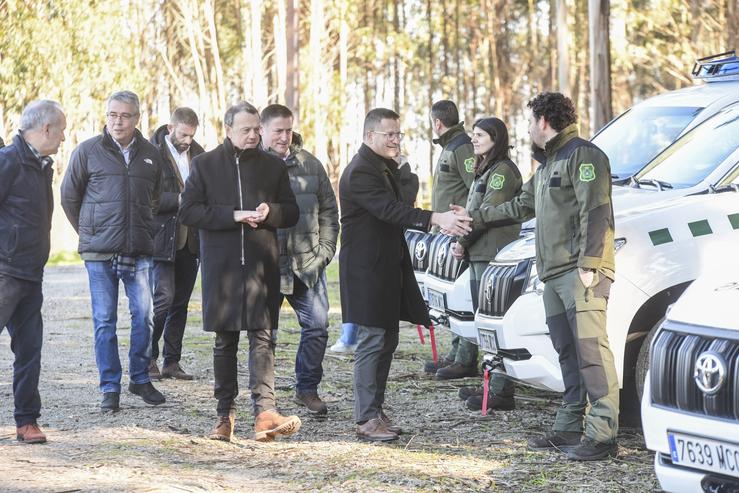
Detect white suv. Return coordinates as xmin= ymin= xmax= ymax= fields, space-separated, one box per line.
xmin=641 ymin=260 xmax=739 ymax=492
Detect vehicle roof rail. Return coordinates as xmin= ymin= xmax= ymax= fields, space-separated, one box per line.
xmin=692 ymin=51 xmax=739 ymax=82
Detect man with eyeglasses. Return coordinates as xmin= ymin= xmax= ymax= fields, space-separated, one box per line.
xmin=179 ymin=101 xmax=300 ymax=442
xmin=61 ymin=90 xmax=165 ymax=413
xmin=339 ymin=108 xmax=473 ymax=442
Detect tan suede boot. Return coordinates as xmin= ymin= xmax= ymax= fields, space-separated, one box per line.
xmin=254 ymin=409 xmax=301 ymax=442
xmin=209 ymin=412 xmax=235 ymax=442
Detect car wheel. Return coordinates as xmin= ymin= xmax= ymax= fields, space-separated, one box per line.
xmin=635 ymin=316 xmax=665 ymax=402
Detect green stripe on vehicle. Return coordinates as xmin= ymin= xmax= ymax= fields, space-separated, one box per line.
xmin=729 ymin=213 xmax=739 ymax=230
xmin=688 ymin=219 xmax=713 ymax=237
xmin=649 ymin=228 xmax=673 ymax=246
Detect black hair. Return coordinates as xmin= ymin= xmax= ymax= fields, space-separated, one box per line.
xmin=526 ymin=92 xmax=577 ymax=132
xmin=472 ymin=117 xmax=510 ymax=173
xmin=430 ymin=100 xmax=460 ymax=128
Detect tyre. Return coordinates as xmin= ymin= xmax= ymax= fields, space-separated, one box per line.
xmin=635 ymin=316 xmax=665 ymax=402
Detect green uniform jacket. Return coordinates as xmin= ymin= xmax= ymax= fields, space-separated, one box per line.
xmin=474 ymin=124 xmax=615 ymax=282
xmin=458 ymin=158 xmax=522 ymax=262
xmin=431 ymin=122 xmax=475 ymax=212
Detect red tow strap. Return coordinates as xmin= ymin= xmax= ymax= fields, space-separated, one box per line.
xmin=481 ymin=368 xmax=490 ymax=416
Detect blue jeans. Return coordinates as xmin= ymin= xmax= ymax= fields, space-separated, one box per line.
xmin=279 ymin=272 xmax=329 ymax=395
xmin=340 ymin=323 xmax=358 ymax=345
xmin=85 ymin=258 xmax=153 ymax=393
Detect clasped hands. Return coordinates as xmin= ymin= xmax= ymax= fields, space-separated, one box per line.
xmin=433 ymin=204 xmax=473 ymax=238
xmin=233 ymin=202 xmax=270 ymax=228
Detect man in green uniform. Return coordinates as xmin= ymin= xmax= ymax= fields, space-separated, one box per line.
xmin=426 ymin=100 xmax=478 ymax=380
xmin=453 ymin=92 xmax=619 ymax=461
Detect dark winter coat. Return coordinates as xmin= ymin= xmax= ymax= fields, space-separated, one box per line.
xmin=0 ymin=134 xmax=54 ymax=282
xmin=339 ymin=144 xmax=432 ymax=330
xmin=149 ymin=124 xmax=205 ymax=261
xmin=270 ymin=133 xmax=339 ymax=293
xmin=179 ymin=138 xmax=299 ymax=332
xmin=61 ymin=128 xmax=163 ymax=256
xmin=395 ymin=161 xmax=419 ymax=206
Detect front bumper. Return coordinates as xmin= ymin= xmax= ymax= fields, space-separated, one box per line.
xmin=475 ymin=292 xmax=564 ymax=392
xmin=642 ymin=376 xmax=739 ymax=492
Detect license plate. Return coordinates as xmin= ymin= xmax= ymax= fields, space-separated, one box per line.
xmin=478 ymin=328 xmax=499 ymax=354
xmin=668 ymin=431 xmax=739 ymax=478
xmin=427 ymin=288 xmax=446 ymax=311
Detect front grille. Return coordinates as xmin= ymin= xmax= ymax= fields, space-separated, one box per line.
xmin=426 ymin=233 xmax=468 ymax=281
xmin=651 ymin=326 xmax=739 ymax=420
xmin=478 ymin=260 xmax=531 ymax=316
xmin=404 ymin=229 xmax=432 ymax=272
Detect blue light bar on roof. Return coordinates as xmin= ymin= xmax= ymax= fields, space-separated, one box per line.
xmin=692 ymin=51 xmax=739 ymax=82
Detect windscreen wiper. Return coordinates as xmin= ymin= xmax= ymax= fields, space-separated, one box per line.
xmin=636 ymin=178 xmax=673 ymax=191
xmin=708 ymin=183 xmax=739 ymax=193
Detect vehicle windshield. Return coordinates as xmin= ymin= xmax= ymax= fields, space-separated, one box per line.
xmin=592 ymin=105 xmax=702 ymax=179
xmin=637 ymin=106 xmax=739 ymax=189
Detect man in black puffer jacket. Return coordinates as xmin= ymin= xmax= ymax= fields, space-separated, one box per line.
xmin=260 ymin=104 xmax=339 ymax=416
xmin=61 ymin=90 xmax=165 ymax=413
xmin=148 ymin=108 xmax=205 ymax=381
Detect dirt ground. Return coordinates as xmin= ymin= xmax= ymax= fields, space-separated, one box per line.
xmin=0 ymin=264 xmax=660 ymax=492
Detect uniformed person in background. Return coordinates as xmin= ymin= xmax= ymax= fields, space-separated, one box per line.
xmin=450 ymin=117 xmax=522 ymax=412
xmin=426 ymin=100 xmax=479 ymax=381
xmin=451 ymin=92 xmax=619 ymax=461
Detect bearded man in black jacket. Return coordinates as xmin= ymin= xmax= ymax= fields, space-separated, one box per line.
xmin=179 ymin=101 xmax=301 ymax=442
xmin=148 ymin=107 xmax=205 ymax=381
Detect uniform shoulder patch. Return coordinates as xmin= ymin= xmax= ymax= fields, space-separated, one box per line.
xmin=464 ymin=157 xmax=475 ymax=173
xmin=579 ymin=163 xmax=596 ymax=182
xmin=489 ymin=173 xmax=505 ymax=190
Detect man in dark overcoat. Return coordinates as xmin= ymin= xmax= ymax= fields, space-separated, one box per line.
xmin=179 ymin=101 xmax=300 ymax=442
xmin=339 ymin=108 xmax=472 ymax=442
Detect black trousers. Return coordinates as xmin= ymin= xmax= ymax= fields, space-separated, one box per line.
xmin=0 ymin=274 xmax=44 ymax=427
xmin=151 ymin=246 xmax=199 ymax=366
xmin=213 ymin=329 xmax=277 ymax=417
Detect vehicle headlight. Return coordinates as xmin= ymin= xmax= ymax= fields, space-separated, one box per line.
xmin=614 ymin=238 xmax=627 ymax=253
xmin=524 ymin=261 xmax=545 ymax=295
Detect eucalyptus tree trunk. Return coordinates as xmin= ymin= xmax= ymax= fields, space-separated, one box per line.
xmin=589 ymin=0 xmax=612 ymax=134
xmin=556 ymin=0 xmax=570 ymax=95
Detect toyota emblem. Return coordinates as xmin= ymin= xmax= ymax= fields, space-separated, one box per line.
xmin=484 ymin=278 xmax=494 ymax=303
xmin=694 ymin=351 xmax=726 ymax=395
xmin=437 ymin=247 xmax=447 ymax=267
xmin=414 ymin=241 xmax=427 ymax=262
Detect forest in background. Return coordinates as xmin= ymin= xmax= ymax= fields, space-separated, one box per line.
xmin=1 ymin=0 xmax=737 ymax=206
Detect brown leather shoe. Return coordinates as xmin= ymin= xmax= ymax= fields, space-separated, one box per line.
xmin=356 ymin=418 xmax=398 ymax=442
xmin=209 ymin=412 xmax=235 ymax=442
xmin=378 ymin=410 xmax=403 ymax=435
xmin=148 ymin=359 xmax=161 ymax=381
xmin=161 ymin=362 xmax=194 ymax=380
xmin=294 ymin=393 xmax=328 ymax=415
xmin=16 ymin=423 xmax=47 ymax=444
xmin=254 ymin=410 xmax=301 ymax=442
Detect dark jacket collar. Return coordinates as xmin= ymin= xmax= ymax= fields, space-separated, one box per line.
xmin=11 ymin=133 xmax=46 ymax=170
xmin=262 ymin=132 xmax=304 ymax=166
xmin=102 ymin=127 xmax=145 ymax=154
xmin=433 ymin=121 xmax=466 ymax=147
xmin=358 ymin=143 xmax=398 ymax=172
xmin=544 ymin=123 xmax=579 ymax=157
xmin=223 ymin=137 xmax=260 ymax=163
xmin=150 ymin=124 xmax=205 ymax=158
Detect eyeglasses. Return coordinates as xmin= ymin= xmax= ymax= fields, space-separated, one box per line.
xmin=372 ymin=131 xmax=405 ymax=140
xmin=106 ymin=112 xmax=137 ymax=121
